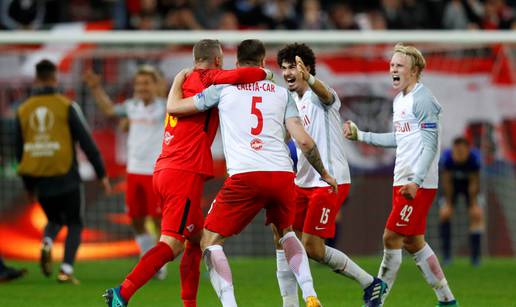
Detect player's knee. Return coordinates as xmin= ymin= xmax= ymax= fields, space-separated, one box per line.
xmin=303 ymin=241 xmax=324 ymax=262
xmin=271 ymin=225 xmax=283 ymax=249
xmin=469 ymin=205 xmax=483 ymax=222
xmin=200 ymin=230 xmax=223 ymax=251
xmin=439 ymin=205 xmax=453 ymax=221
xmin=403 ymin=237 xmax=425 ymax=254
xmin=301 ymin=236 xmax=324 ymax=261
xmin=160 ymin=235 xmax=184 ymax=255
xmin=383 ymin=231 xmax=403 ymax=249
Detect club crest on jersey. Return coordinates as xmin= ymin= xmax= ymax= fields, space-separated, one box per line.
xmin=250 ymin=138 xmax=263 ymax=150
xmin=421 ymin=122 xmax=437 ymax=129
xmin=164 ymin=131 xmax=174 ymax=145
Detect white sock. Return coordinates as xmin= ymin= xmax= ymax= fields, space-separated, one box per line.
xmin=135 ymin=233 xmax=155 ymax=256
xmin=276 ymin=249 xmax=299 ymax=307
xmin=203 ymin=245 xmax=237 ymax=307
xmin=323 ymin=245 xmax=374 ymax=289
xmin=412 ymin=244 xmax=455 ymax=302
xmin=60 ymin=263 xmax=73 ymax=275
xmin=378 ymin=248 xmax=402 ymax=299
xmin=279 ymin=232 xmax=317 ymax=301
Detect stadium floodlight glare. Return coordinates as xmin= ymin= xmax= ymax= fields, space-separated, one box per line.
xmin=0 ymin=30 xmax=516 ymax=45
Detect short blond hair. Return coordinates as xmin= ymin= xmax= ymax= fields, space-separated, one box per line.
xmin=135 ymin=64 xmax=160 ymax=82
xmin=393 ymin=43 xmax=426 ymax=81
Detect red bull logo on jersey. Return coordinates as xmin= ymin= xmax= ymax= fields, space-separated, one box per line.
xmin=395 ymin=121 xmax=411 ymax=133
xmin=250 ymin=138 xmax=263 ymax=150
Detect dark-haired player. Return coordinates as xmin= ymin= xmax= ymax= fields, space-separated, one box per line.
xmin=439 ymin=137 xmax=483 ymax=266
xmin=275 ymin=43 xmax=386 ymax=307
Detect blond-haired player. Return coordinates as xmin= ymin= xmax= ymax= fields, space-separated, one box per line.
xmin=344 ymin=43 xmax=458 ymax=307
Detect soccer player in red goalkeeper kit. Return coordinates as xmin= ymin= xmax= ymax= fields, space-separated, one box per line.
xmin=104 ymin=39 xmax=271 ymax=307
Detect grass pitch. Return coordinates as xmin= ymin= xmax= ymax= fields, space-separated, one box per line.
xmin=0 ymin=256 xmax=514 ymax=306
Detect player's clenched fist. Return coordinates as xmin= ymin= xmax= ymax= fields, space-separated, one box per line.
xmin=343 ymin=120 xmax=359 ymax=141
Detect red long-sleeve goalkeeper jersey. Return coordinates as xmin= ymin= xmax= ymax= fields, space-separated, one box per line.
xmin=154 ymin=67 xmax=266 ymax=178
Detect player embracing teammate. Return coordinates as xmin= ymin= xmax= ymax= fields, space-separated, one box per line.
xmin=104 ymin=39 xmax=269 ymax=307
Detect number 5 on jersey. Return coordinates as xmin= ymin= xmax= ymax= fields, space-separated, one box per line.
xmin=251 ymin=96 xmax=263 ymax=135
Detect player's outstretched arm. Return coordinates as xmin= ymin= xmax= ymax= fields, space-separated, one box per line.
xmin=166 ymin=69 xmax=200 ymax=117
xmin=343 ymin=120 xmax=397 ymax=148
xmin=83 ymin=70 xmax=117 ymax=117
xmin=211 ymin=67 xmax=273 ymax=84
xmin=286 ymin=117 xmax=338 ymax=192
xmin=343 ymin=120 xmax=359 ymax=141
xmin=295 ymin=56 xmax=333 ymax=105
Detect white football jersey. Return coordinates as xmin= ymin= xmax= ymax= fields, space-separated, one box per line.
xmin=194 ymin=81 xmax=298 ymax=176
xmin=115 ymin=98 xmax=165 ymax=175
xmin=393 ymin=83 xmax=441 ymax=188
xmin=293 ymin=89 xmax=351 ymax=187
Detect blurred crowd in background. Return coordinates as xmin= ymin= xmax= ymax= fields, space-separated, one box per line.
xmin=1 ymin=0 xmax=515 ymax=31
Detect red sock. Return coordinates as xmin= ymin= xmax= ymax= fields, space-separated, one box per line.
xmin=180 ymin=241 xmax=202 ymax=307
xmin=120 ymin=242 xmax=175 ymax=302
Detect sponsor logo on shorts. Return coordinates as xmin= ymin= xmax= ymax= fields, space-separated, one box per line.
xmin=315 ymin=226 xmax=326 ymax=230
xmin=395 ymin=222 xmax=408 ymax=227
xmin=186 ymin=224 xmax=195 ymax=232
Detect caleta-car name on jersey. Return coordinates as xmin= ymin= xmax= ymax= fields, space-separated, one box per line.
xmin=236 ymin=82 xmax=275 ymax=92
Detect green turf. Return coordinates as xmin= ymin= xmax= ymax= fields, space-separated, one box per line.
xmin=0 ymin=256 xmax=515 ymax=306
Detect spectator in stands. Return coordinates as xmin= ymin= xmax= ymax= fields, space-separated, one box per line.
xmin=130 ymin=0 xmax=162 ymax=30
xmin=480 ymin=0 xmax=515 ymax=29
xmin=367 ymin=9 xmax=388 ymax=30
xmin=0 ymin=256 xmax=26 ymax=282
xmin=329 ymin=3 xmax=360 ymax=30
xmin=230 ymin=0 xmax=270 ymax=29
xmin=133 ymin=11 xmax=162 ymax=30
xmin=163 ymin=5 xmax=202 ymax=30
xmin=442 ymin=0 xmax=482 ymax=29
xmin=300 ymin=0 xmax=333 ymax=30
xmin=399 ymin=0 xmax=429 ymax=29
xmin=264 ymin=0 xmax=299 ymax=29
xmin=217 ymin=11 xmax=240 ymax=30
xmin=15 ymin=59 xmax=111 ymax=284
xmin=0 ymin=0 xmax=46 ymax=30
xmin=193 ymin=0 xmax=231 ymax=29
xmin=439 ymin=137 xmax=484 ymax=266
xmin=380 ymin=0 xmax=405 ymax=29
